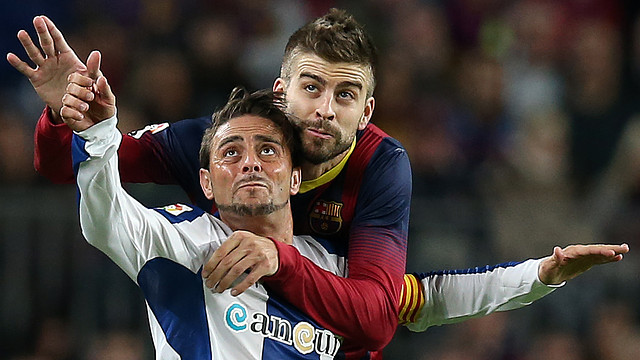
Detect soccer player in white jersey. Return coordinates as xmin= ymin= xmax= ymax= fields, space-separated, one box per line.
xmin=63 ymin=79 xmax=345 ymax=359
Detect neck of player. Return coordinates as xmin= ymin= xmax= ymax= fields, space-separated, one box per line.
xmin=300 ymin=148 xmax=350 ymax=181
xmin=220 ymin=206 xmax=294 ymax=245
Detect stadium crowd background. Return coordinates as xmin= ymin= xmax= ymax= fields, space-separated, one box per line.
xmin=1 ymin=0 xmax=640 ymax=358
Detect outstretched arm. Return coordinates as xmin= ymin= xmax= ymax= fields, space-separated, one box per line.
xmin=65 ymin=69 xmax=221 ymax=280
xmin=403 ymin=243 xmax=629 ymax=332
xmin=11 ymin=18 xmax=182 ymax=187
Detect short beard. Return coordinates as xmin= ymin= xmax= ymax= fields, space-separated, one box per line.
xmin=293 ymin=118 xmax=354 ymax=165
xmin=217 ymin=201 xmax=288 ymax=216
xmin=302 ymin=137 xmax=352 ymax=165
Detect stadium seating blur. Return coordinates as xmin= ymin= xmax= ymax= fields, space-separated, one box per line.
xmin=2 ymin=1 xmax=639 ymax=358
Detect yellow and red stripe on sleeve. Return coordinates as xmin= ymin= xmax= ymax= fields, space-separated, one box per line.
xmin=398 ymin=273 xmax=425 ymax=324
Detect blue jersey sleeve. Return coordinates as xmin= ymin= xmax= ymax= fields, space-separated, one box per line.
xmin=128 ymin=116 xmax=214 ymax=211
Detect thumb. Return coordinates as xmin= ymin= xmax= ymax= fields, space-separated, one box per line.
xmin=86 ymin=50 xmax=102 ymax=80
xmin=96 ymin=75 xmax=115 ymax=105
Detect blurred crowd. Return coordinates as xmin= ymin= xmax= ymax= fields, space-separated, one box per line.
xmin=1 ymin=0 xmax=640 ymax=359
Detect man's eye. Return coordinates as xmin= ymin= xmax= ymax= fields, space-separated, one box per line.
xmin=224 ymin=149 xmax=238 ymax=157
xmin=305 ymin=84 xmax=317 ymax=92
xmin=338 ymin=91 xmax=354 ymax=100
xmin=261 ymin=147 xmax=276 ymax=156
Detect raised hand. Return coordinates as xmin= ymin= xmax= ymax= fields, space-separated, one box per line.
xmin=6 ymin=16 xmax=87 ymax=122
xmin=60 ymin=51 xmax=115 ymax=132
xmin=202 ymin=230 xmax=280 ymax=296
xmin=538 ymin=244 xmax=629 ymax=285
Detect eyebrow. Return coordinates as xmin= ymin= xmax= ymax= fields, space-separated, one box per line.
xmin=300 ymin=72 xmax=363 ymax=90
xmin=217 ymin=134 xmax=283 ymax=149
xmin=217 ymin=135 xmax=243 ymax=150
xmin=255 ymin=134 xmax=283 ymax=147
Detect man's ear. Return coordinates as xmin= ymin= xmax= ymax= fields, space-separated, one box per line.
xmin=199 ymin=168 xmax=215 ymax=200
xmin=273 ymin=78 xmax=286 ymax=93
xmin=358 ymin=96 xmax=375 ymax=130
xmin=290 ymin=166 xmax=302 ymax=195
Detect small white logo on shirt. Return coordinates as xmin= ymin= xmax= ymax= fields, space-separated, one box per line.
xmin=128 ymin=123 xmax=169 ymax=139
xmin=160 ymin=204 xmax=193 ymax=216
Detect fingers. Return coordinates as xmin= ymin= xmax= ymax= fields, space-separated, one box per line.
xmin=41 ymin=16 xmax=72 ymax=53
xmin=6 ymin=52 xmax=35 ymax=78
xmin=205 ymin=246 xmax=246 ymax=291
xmin=203 ymin=236 xmax=240 ymax=286
xmin=214 ymin=257 xmax=254 ymax=295
xmin=17 ymin=29 xmax=44 ymax=67
xmin=60 ymin=102 xmax=85 ymax=123
xmin=34 ymin=16 xmax=56 ymax=58
xmin=67 ymin=73 xmax=95 ymax=102
xmin=61 ymin=72 xmax=94 ymax=123
xmin=212 ymin=250 xmax=275 ymax=296
xmin=86 ymin=50 xmax=101 ymax=80
xmin=62 ymin=92 xmax=89 ymax=113
xmin=202 ymin=232 xmax=279 ymax=296
xmin=231 ymin=265 xmax=271 ymax=296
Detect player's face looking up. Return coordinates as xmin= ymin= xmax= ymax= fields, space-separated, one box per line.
xmin=200 ymin=115 xmax=301 ymax=217
xmin=274 ymin=52 xmax=375 ymax=167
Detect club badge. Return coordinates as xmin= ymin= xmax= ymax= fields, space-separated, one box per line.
xmin=309 ymin=200 xmax=343 ymax=235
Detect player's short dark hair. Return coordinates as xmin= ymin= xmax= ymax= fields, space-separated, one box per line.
xmin=199 ymin=87 xmax=301 ymax=169
xmin=280 ymin=8 xmax=378 ymax=97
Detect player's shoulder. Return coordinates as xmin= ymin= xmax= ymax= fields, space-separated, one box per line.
xmin=352 ymin=123 xmax=409 ymax=170
xmin=356 ymin=123 xmax=407 ymax=155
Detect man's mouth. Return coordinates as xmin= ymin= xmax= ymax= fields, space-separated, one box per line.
xmin=306 ymin=127 xmax=333 ymax=139
xmin=237 ymin=182 xmax=268 ymax=190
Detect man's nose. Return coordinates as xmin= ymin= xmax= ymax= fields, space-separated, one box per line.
xmin=316 ymin=92 xmax=336 ymax=121
xmin=242 ymin=152 xmax=262 ymax=173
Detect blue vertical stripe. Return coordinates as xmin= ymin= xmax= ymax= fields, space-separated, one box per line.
xmin=71 ymin=134 xmax=89 ymax=176
xmin=138 ymin=258 xmax=212 ymax=359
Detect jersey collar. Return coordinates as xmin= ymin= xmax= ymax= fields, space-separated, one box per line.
xmin=298 ymin=139 xmax=357 ymax=194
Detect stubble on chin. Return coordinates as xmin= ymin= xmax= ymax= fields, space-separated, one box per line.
xmin=217 ymin=201 xmax=288 ymax=216
xmin=302 ymin=135 xmax=352 ymax=165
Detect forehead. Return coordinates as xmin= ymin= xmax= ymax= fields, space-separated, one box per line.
xmin=213 ymin=115 xmax=283 ymax=144
xmin=290 ymin=52 xmax=372 ymax=89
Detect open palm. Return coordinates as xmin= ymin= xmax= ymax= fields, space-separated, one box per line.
xmin=7 ymin=16 xmax=87 ymax=117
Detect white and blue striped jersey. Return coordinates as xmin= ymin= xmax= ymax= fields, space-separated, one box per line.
xmin=72 ymin=116 xmax=345 ymax=360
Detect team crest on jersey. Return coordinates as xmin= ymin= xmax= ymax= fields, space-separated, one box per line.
xmin=160 ymin=203 xmax=193 ymax=216
xmin=309 ymin=200 xmax=343 ymax=235
xmin=128 ymin=123 xmax=170 ymax=139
